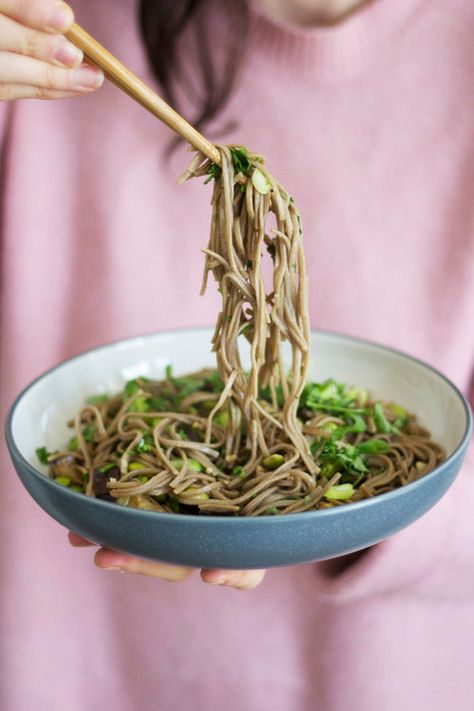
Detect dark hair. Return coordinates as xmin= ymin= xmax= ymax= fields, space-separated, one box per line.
xmin=139 ymin=0 xmax=250 ymax=140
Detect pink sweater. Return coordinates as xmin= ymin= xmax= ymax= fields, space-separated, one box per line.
xmin=1 ymin=0 xmax=474 ymax=709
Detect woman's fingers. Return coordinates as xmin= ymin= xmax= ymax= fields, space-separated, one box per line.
xmin=0 ymin=52 xmax=104 ymax=95
xmin=68 ymin=532 xmax=95 ymax=547
xmin=68 ymin=534 xmax=266 ymax=589
xmin=94 ymin=548 xmax=194 ymax=582
xmin=201 ymin=568 xmax=266 ymax=590
xmin=0 ymin=0 xmax=74 ymax=33
xmin=0 ymin=13 xmax=83 ymax=67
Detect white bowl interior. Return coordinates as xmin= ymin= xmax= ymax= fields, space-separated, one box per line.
xmin=11 ymin=329 xmax=468 ymax=472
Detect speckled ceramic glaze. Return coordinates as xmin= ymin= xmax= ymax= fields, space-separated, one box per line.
xmin=5 ymin=329 xmax=473 ymax=569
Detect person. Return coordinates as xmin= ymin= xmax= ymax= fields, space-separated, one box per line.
xmin=0 ymin=0 xmax=473 ymax=709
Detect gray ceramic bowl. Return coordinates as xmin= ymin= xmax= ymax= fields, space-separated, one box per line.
xmin=5 ymin=329 xmax=473 ymax=569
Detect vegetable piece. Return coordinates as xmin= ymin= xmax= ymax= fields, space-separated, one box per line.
xmin=86 ymin=393 xmax=109 ymax=405
xmin=55 ymin=476 xmax=71 ymax=487
xmin=251 ymin=168 xmax=271 ymax=195
xmin=204 ymin=163 xmax=221 ymax=184
xmin=135 ymin=432 xmax=154 ymax=453
xmin=182 ymin=487 xmax=209 ymax=501
xmin=68 ymin=436 xmax=79 ymax=451
xmin=129 ymin=396 xmax=149 ymax=413
xmin=165 ymin=364 xmax=173 ymax=380
xmin=124 ymin=379 xmax=140 ymax=397
xmin=230 ymin=147 xmax=250 ymax=175
xmin=373 ymin=402 xmax=393 ymax=434
xmin=36 ymin=447 xmax=52 ymax=464
xmin=266 ymin=507 xmax=278 ymax=515
xmin=388 ymin=402 xmax=406 ymax=418
xmin=99 ymin=463 xmax=117 ymax=473
xmin=215 ymin=410 xmax=229 ymax=427
xmin=69 ymin=485 xmax=83 ymax=493
xmin=263 ymin=454 xmax=285 ymax=470
xmin=129 ymin=462 xmax=145 ymax=471
xmin=82 ymin=425 xmax=96 ymax=443
xmin=170 ymin=458 xmax=203 ymax=472
xmin=356 ymin=439 xmax=390 ymax=454
xmin=324 ymin=484 xmax=355 ymax=501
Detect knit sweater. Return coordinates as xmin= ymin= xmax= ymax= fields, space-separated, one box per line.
xmin=1 ymin=1 xmax=473 ymax=709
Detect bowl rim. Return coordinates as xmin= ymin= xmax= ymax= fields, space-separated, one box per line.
xmin=5 ymin=326 xmax=473 ymax=526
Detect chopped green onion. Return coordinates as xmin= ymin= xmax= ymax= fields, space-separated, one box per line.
xmin=36 ymin=447 xmax=52 ymax=464
xmin=356 ymin=439 xmax=390 ymax=454
xmin=251 ymin=167 xmax=271 ymax=195
xmin=99 ymin=463 xmax=117 ymax=473
xmin=263 ymin=454 xmax=285 ymax=470
xmin=86 ymin=393 xmax=109 ymax=405
xmin=165 ymin=364 xmax=173 ymax=380
xmin=129 ymin=462 xmax=145 ymax=471
xmin=82 ymin=425 xmax=96 ymax=443
xmin=55 ymin=476 xmax=71 ymax=487
xmin=124 ymin=379 xmax=140 ymax=397
xmin=266 ymin=507 xmax=278 ymax=515
xmin=324 ymin=484 xmax=355 ymax=501
xmin=68 ymin=436 xmax=79 ymax=451
xmin=129 ymin=396 xmax=149 ymax=413
xmin=373 ymin=402 xmax=392 ymax=434
xmin=69 ymin=485 xmax=83 ymax=493
xmin=139 ymin=475 xmax=149 ymax=483
xmin=204 ymin=163 xmax=221 ymax=184
xmin=230 ymin=147 xmax=250 ymax=175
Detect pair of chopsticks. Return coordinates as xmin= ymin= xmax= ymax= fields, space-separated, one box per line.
xmin=66 ymin=23 xmax=221 ymax=166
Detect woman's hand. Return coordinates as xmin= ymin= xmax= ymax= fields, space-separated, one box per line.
xmin=68 ymin=533 xmax=266 ymax=590
xmin=0 ymin=0 xmax=104 ymax=101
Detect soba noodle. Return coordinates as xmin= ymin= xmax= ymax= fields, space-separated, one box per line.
xmin=38 ymin=146 xmax=445 ymax=515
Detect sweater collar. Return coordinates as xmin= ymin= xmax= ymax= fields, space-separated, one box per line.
xmin=249 ymin=0 xmax=426 ymax=81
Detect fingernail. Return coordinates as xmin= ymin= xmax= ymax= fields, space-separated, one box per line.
xmin=47 ymin=2 xmax=74 ymax=32
xmin=72 ymin=66 xmax=104 ymax=90
xmin=55 ymin=41 xmax=83 ymax=67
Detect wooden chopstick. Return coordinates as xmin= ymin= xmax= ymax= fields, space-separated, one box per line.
xmin=66 ymin=23 xmax=221 ymax=165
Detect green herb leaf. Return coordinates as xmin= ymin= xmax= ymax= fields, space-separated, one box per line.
xmin=82 ymin=425 xmax=96 ymax=443
xmin=356 ymin=439 xmax=390 ymax=454
xmin=135 ymin=432 xmax=154 ymax=453
xmin=86 ymin=393 xmax=110 ymax=405
xmin=204 ymin=162 xmax=221 ymax=184
xmin=124 ymin=379 xmax=140 ymax=398
xmin=36 ymin=447 xmax=52 ymax=465
xmin=373 ymin=402 xmax=393 ymax=434
xmin=230 ymin=147 xmax=250 ymax=175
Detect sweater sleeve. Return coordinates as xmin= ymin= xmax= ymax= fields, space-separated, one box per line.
xmin=312 ymin=388 xmax=474 ymax=603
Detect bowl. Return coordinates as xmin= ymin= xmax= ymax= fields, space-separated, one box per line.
xmin=5 ymin=328 xmax=472 ymax=569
